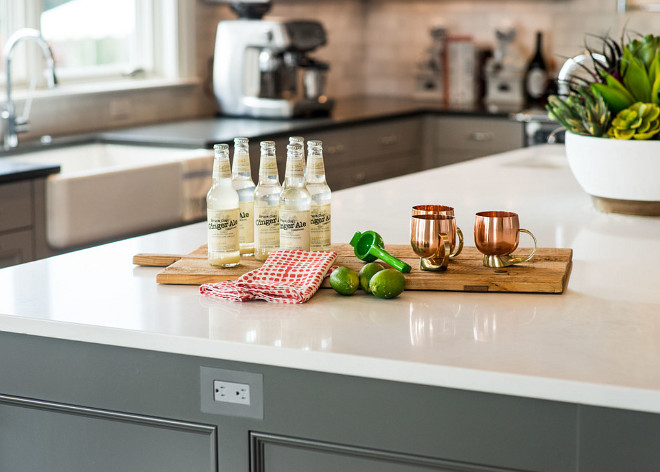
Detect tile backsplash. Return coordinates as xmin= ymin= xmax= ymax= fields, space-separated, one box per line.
xmin=233 ymin=0 xmax=660 ymax=98
xmin=18 ymin=0 xmax=660 ymax=138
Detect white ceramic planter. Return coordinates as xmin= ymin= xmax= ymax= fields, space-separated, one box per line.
xmin=564 ymin=132 xmax=660 ymax=216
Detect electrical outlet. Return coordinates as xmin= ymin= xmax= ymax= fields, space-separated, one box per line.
xmin=214 ymin=380 xmax=251 ymax=405
xmin=200 ymin=367 xmax=263 ymax=419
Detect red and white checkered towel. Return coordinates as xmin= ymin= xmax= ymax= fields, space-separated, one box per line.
xmin=199 ymin=250 xmax=337 ymax=304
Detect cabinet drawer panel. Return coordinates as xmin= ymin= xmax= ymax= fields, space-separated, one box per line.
xmin=327 ymin=152 xmax=419 ymax=190
xmin=434 ymin=116 xmax=524 ymax=154
xmin=353 ymin=118 xmax=423 ymax=159
xmin=0 ymin=229 xmax=34 ymax=268
xmin=0 ymin=181 xmax=32 ymax=232
xmin=0 ymin=396 xmax=216 ymax=472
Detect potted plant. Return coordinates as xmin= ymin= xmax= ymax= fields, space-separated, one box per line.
xmin=547 ymin=32 xmax=660 ymax=216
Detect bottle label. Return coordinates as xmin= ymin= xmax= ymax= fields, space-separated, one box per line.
xmin=526 ymin=67 xmax=547 ymax=98
xmin=233 ymin=151 xmax=251 ymax=175
xmin=254 ymin=206 xmax=280 ymax=251
xmin=279 ymin=209 xmax=310 ymax=251
xmin=285 ymin=158 xmax=304 ymax=179
xmin=213 ymin=157 xmax=231 ymax=179
xmin=306 ymin=157 xmax=325 ymax=176
xmin=207 ymin=208 xmax=239 ymax=252
xmin=310 ymin=203 xmax=331 ymax=251
xmin=259 ymin=157 xmax=278 ymax=178
xmin=238 ymin=201 xmax=254 ymax=244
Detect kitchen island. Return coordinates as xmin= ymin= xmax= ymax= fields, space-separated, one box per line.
xmin=1 ymin=144 xmax=659 ymax=471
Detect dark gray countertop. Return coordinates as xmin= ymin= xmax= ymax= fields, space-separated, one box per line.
xmin=0 ymin=96 xmax=514 ymax=183
xmin=0 ymin=159 xmax=60 ymax=184
xmin=99 ymin=96 xmax=513 ymax=148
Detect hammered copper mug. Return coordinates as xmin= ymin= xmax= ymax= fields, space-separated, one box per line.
xmin=474 ymin=211 xmax=537 ymax=268
xmin=411 ymin=205 xmax=464 ymax=258
xmin=410 ymin=214 xmax=456 ymax=271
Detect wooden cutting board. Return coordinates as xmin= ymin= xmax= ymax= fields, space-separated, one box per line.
xmin=133 ymin=244 xmax=572 ymax=294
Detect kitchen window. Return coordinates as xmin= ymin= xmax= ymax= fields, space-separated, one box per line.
xmin=0 ymin=0 xmax=194 ymax=90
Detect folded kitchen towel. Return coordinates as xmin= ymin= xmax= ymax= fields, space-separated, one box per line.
xmin=199 ymin=250 xmax=337 ymax=304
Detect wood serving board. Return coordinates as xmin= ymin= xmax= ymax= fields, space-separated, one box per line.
xmin=133 ymin=244 xmax=572 ymax=294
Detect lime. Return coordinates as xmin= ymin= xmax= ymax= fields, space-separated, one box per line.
xmin=369 ymin=269 xmax=406 ymax=299
xmin=329 ymin=266 xmax=360 ymax=296
xmin=358 ymin=262 xmax=384 ymax=293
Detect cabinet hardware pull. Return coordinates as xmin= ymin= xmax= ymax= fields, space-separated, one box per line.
xmin=469 ymin=131 xmax=494 ymax=142
xmin=379 ymin=135 xmax=398 ymax=146
xmin=326 ymin=144 xmax=344 ymax=154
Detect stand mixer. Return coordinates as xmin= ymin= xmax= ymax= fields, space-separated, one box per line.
xmin=483 ymin=27 xmax=526 ymax=111
xmin=213 ymin=1 xmax=333 ymax=118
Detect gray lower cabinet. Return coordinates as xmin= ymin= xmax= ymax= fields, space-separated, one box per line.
xmin=245 ymin=117 xmax=424 ymax=191
xmin=0 ymin=331 xmax=587 ymax=472
xmin=0 ymin=396 xmax=216 ymax=472
xmin=431 ymin=116 xmax=525 ymax=167
xmin=0 ymin=181 xmax=35 ymax=268
xmin=5 ymin=330 xmax=660 ymax=471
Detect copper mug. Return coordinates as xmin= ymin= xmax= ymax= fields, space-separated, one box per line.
xmin=410 ymin=214 xmax=459 ymax=271
xmin=411 ymin=205 xmax=463 ymax=258
xmin=474 ymin=211 xmax=537 ymax=268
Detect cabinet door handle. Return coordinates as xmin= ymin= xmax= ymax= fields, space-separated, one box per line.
xmin=378 ymin=135 xmax=399 ymax=146
xmin=468 ymin=131 xmax=494 ymax=142
xmin=353 ymin=172 xmax=366 ymax=183
xmin=326 ymin=144 xmax=345 ymax=155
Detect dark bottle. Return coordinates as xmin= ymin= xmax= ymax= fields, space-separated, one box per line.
xmin=525 ymin=31 xmax=549 ymax=106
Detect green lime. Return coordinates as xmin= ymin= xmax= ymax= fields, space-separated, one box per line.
xmin=329 ymin=266 xmax=360 ymax=296
xmin=358 ymin=262 xmax=384 ymax=293
xmin=369 ymin=269 xmax=406 ymax=299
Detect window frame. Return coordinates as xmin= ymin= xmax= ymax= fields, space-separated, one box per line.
xmin=1 ymin=0 xmax=195 ymax=93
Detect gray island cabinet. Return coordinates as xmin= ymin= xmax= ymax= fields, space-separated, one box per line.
xmin=2 ymin=145 xmax=660 ymax=471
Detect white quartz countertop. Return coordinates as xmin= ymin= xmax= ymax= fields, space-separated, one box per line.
xmin=2 ymin=144 xmax=660 ymax=414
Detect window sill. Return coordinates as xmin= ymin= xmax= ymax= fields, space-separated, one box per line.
xmin=12 ymin=77 xmax=202 ymax=102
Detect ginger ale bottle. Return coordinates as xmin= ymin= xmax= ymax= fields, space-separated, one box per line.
xmin=207 ymin=144 xmax=240 ymax=267
xmin=279 ymin=143 xmax=311 ymax=251
xmin=253 ymin=141 xmax=282 ymax=261
xmin=305 ymin=140 xmax=331 ymax=251
xmin=231 ymin=137 xmax=255 ymax=256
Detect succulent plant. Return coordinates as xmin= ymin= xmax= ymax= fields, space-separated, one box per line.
xmin=607 ymin=102 xmax=660 ymax=139
xmin=548 ymin=32 xmax=660 ymax=139
xmin=547 ymin=87 xmax=610 ymax=137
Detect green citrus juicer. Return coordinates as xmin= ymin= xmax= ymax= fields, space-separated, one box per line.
xmin=350 ymin=231 xmax=412 ymax=273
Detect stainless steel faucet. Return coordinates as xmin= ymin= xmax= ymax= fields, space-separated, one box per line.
xmin=1 ymin=28 xmax=57 ymax=151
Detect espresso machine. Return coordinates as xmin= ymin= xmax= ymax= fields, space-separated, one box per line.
xmin=483 ymin=26 xmax=526 ymax=111
xmin=213 ymin=1 xmax=333 ymax=118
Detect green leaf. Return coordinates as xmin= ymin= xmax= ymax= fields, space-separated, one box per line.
xmin=621 ymin=52 xmax=652 ymax=102
xmin=592 ymin=83 xmax=634 ymax=113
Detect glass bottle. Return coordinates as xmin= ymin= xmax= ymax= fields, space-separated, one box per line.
xmin=253 ymin=141 xmax=282 ymax=262
xmin=279 ymin=143 xmax=311 ymax=251
xmin=231 ymin=137 xmax=255 ymax=257
xmin=207 ymin=144 xmax=240 ymax=267
xmin=524 ymin=31 xmax=549 ymax=107
xmin=305 ymin=140 xmax=332 ymax=251
xmin=285 ymin=136 xmax=306 ymax=188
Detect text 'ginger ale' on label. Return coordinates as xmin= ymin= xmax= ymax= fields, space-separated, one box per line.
xmin=310 ymin=203 xmax=331 ymax=251
xmin=254 ymin=205 xmax=280 ymax=254
xmin=306 ymin=140 xmax=332 ymax=251
xmin=280 ymin=143 xmax=311 ymax=251
xmin=279 ymin=209 xmax=310 ymax=250
xmin=254 ymin=141 xmax=282 ymax=261
xmin=207 ymin=143 xmax=240 ymax=267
